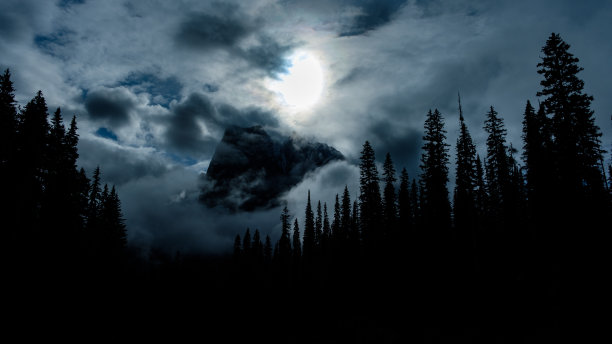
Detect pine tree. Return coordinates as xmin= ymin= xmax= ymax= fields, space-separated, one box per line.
xmin=340 ymin=186 xmax=352 ymax=242
xmin=536 ymin=33 xmax=607 ymax=215
xmin=302 ymin=190 xmax=315 ymax=260
xmin=0 ymin=69 xmax=17 ymax=170
xmin=253 ymin=229 xmax=263 ymax=262
xmin=382 ymin=153 xmax=397 ymax=240
xmin=15 ymin=91 xmax=50 ymax=228
xmin=474 ymin=155 xmax=488 ymax=229
xmin=454 ymin=96 xmax=478 ymax=233
xmin=483 ymin=106 xmax=511 ymax=228
xmin=359 ymin=141 xmax=382 ymax=253
xmin=331 ymin=194 xmax=341 ymax=243
xmin=278 ymin=206 xmax=292 ymax=265
xmin=243 ymin=228 xmax=252 ymax=257
xmin=315 ymin=201 xmax=323 ymax=248
xmin=292 ymin=218 xmax=301 ymax=261
xmin=87 ymin=166 xmax=102 ymax=229
xmin=419 ymin=109 xmax=451 ymax=231
xmin=397 ymin=168 xmax=412 ymax=233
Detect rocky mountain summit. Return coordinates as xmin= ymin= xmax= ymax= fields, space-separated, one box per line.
xmin=200 ymin=125 xmax=343 ymax=211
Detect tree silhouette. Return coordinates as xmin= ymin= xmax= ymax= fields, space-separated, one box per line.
xmin=419 ymin=109 xmax=451 ymax=231
xmin=454 ymin=95 xmax=478 ymax=234
xmin=382 ymin=152 xmax=397 ymax=241
xmin=302 ymin=191 xmax=315 ymax=260
xmin=359 ymin=141 xmax=382 ymax=254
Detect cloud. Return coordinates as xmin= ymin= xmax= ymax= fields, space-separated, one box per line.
xmin=164 ymin=92 xmax=280 ymax=160
xmin=176 ymin=8 xmax=252 ymax=50
xmin=77 ymin=135 xmax=170 ymax=186
xmin=339 ymin=0 xmax=408 ymax=37
xmin=240 ymin=35 xmax=294 ymax=77
xmin=84 ymin=87 xmax=137 ymax=128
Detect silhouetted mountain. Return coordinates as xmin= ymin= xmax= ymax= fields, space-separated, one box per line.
xmin=200 ymin=125 xmax=344 ymax=211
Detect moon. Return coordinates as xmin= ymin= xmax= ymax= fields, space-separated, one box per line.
xmin=269 ymin=52 xmax=324 ymax=110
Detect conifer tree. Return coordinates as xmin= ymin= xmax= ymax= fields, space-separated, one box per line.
xmin=315 ymin=201 xmax=323 ymax=248
xmin=252 ymin=229 xmax=263 ymax=261
xmin=302 ymin=191 xmax=315 ymax=259
xmin=483 ymin=106 xmax=511 ymax=228
xmin=292 ymin=218 xmax=301 ymax=261
xmin=278 ymin=206 xmax=292 ymax=264
xmin=87 ymin=166 xmax=102 ymax=229
xmin=350 ymin=199 xmax=360 ymax=249
xmin=397 ymin=168 xmax=412 ymax=233
xmin=382 ymin=153 xmax=397 ymax=239
xmin=331 ymin=194 xmax=341 ymax=243
xmin=243 ymin=228 xmax=252 ymax=257
xmin=419 ymin=109 xmax=451 ymax=231
xmin=0 ymin=69 xmax=17 ymax=170
xmin=454 ymin=96 xmax=478 ymax=233
xmin=536 ymin=32 xmax=607 ymax=214
xmin=359 ymin=141 xmax=382 ymax=252
xmin=340 ymin=186 xmax=352 ymax=242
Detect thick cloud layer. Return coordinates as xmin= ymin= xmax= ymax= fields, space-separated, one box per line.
xmin=2 ymin=0 xmax=610 ymax=254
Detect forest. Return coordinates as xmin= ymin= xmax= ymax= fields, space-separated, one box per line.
xmin=3 ymin=32 xmax=609 ymax=342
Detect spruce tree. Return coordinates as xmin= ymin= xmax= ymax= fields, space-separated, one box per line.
xmin=359 ymin=141 xmax=382 ymax=253
xmin=278 ymin=206 xmax=292 ymax=265
xmin=536 ymin=32 xmax=607 ymax=215
xmin=302 ymin=191 xmax=315 ymax=260
xmin=382 ymin=153 xmax=397 ymax=240
xmin=243 ymin=228 xmax=252 ymax=257
xmin=292 ymin=218 xmax=301 ymax=261
xmin=0 ymin=69 xmax=17 ymax=170
xmin=454 ymin=96 xmax=478 ymax=233
xmin=419 ymin=109 xmax=451 ymax=231
xmin=397 ymin=168 xmax=412 ymax=233
xmin=340 ymin=186 xmax=352 ymax=242
xmin=315 ymin=201 xmax=323 ymax=248
xmin=483 ymin=106 xmax=511 ymax=228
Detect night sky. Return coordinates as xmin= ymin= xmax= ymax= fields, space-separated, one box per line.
xmin=2 ymin=0 xmax=610 ymax=254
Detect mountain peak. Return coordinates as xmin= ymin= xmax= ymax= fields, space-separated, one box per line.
xmin=200 ymin=126 xmax=343 ymax=211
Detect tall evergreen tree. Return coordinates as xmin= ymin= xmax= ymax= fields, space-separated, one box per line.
xmin=359 ymin=141 xmax=382 ymax=253
xmin=454 ymin=96 xmax=478 ymax=233
xmin=243 ymin=228 xmax=252 ymax=257
xmin=397 ymin=168 xmax=412 ymax=233
xmin=536 ymin=32 xmax=607 ymax=216
xmin=315 ymin=201 xmax=323 ymax=249
xmin=0 ymin=69 xmax=17 ymax=167
xmin=292 ymin=218 xmax=301 ymax=261
xmin=278 ymin=206 xmax=292 ymax=264
xmin=419 ymin=109 xmax=451 ymax=231
xmin=410 ymin=178 xmax=420 ymax=229
xmin=331 ymin=194 xmax=341 ymax=244
xmin=483 ymin=106 xmax=511 ymax=228
xmin=340 ymin=186 xmax=352 ymax=242
xmin=264 ymin=235 xmax=273 ymax=264
xmin=302 ymin=191 xmax=315 ymax=260
xmin=382 ymin=153 xmax=397 ymax=239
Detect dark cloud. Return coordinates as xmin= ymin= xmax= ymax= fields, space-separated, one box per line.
xmin=84 ymin=87 xmax=136 ymax=128
xmin=77 ymin=137 xmax=170 ymax=186
xmin=339 ymin=0 xmax=408 ymax=37
xmin=118 ymin=72 xmax=182 ymax=107
xmin=176 ymin=7 xmax=251 ymax=50
xmin=241 ymin=35 xmax=293 ymax=77
xmin=165 ymin=92 xmax=279 ymax=159
xmin=165 ymin=92 xmax=218 ymax=158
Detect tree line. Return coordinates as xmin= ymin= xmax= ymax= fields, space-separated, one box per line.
xmin=231 ymin=33 xmax=611 ymax=292
xmin=0 ymin=69 xmax=127 ymax=278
